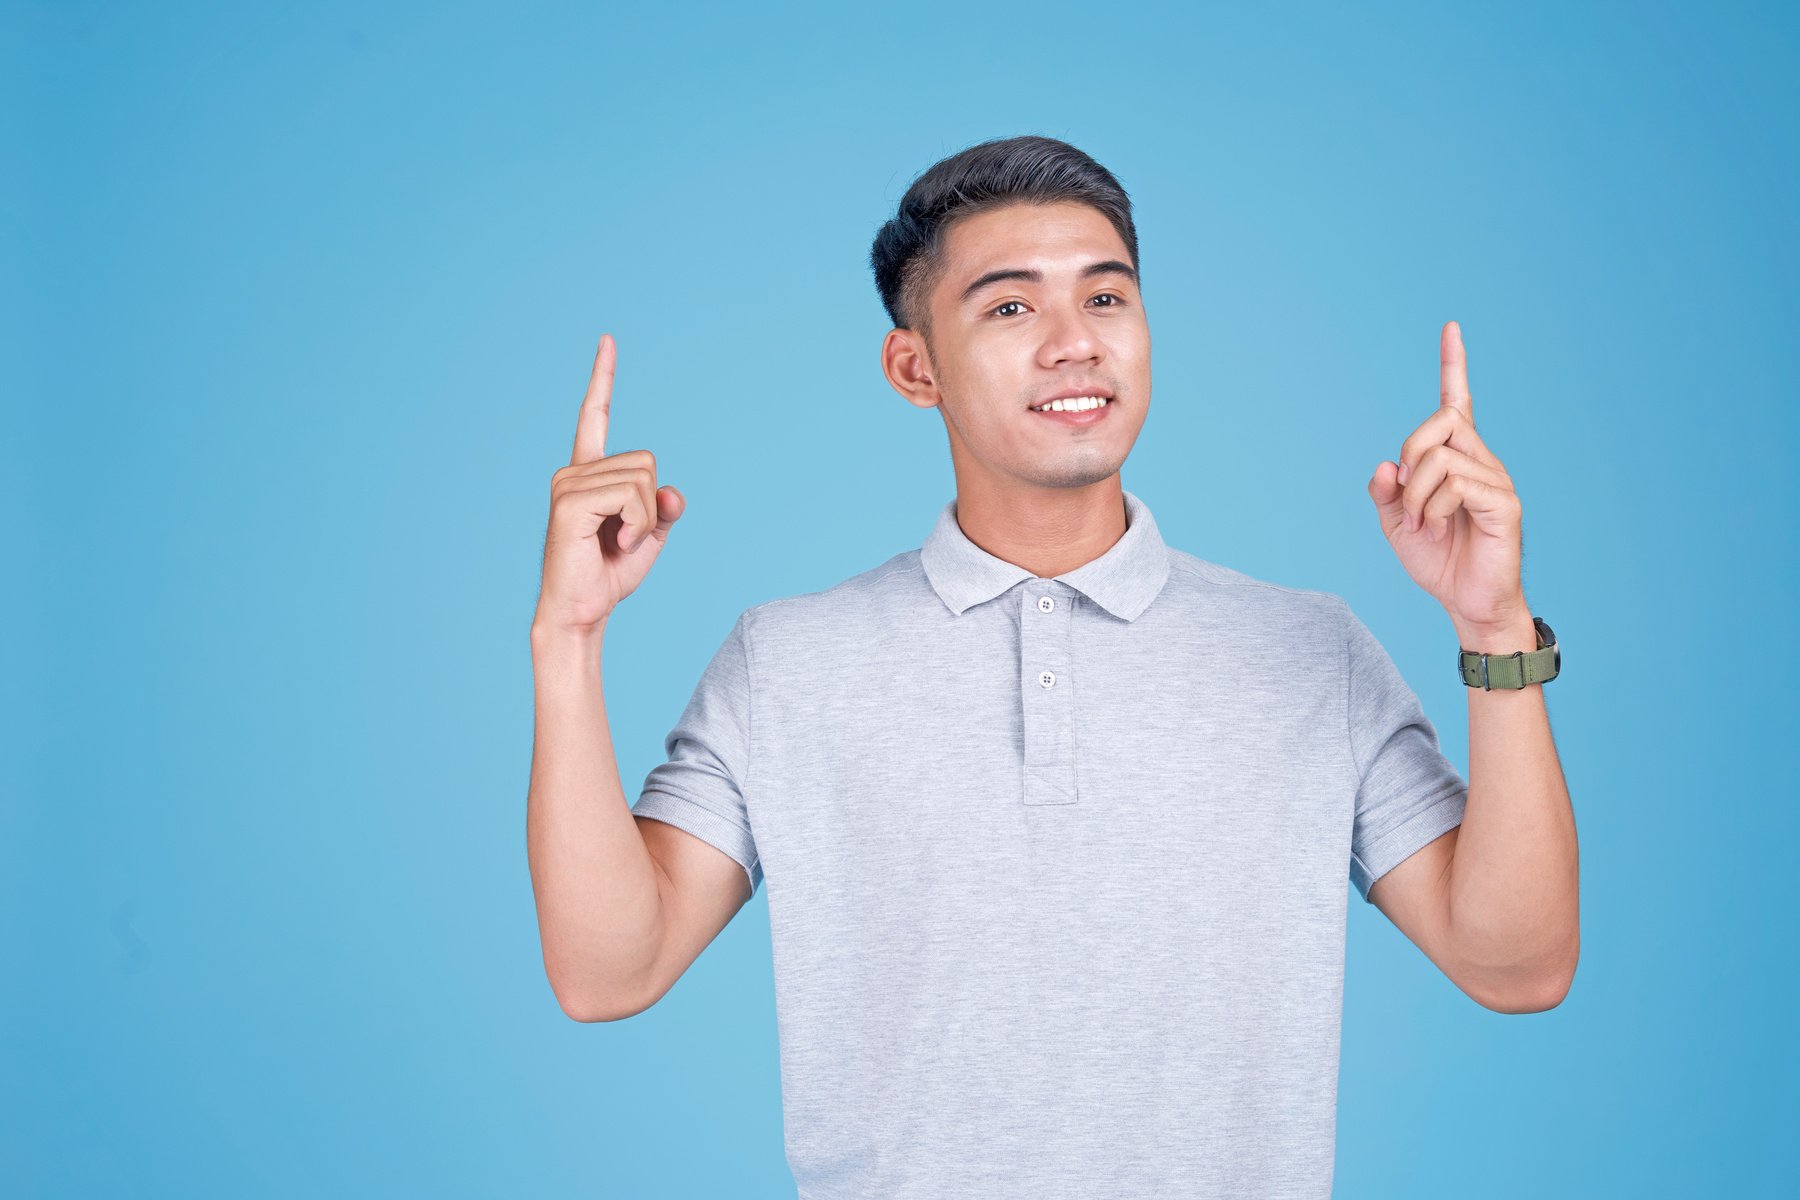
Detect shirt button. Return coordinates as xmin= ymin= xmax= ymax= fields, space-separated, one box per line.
xmin=1038 ymin=670 xmax=1056 ymax=688
xmin=1037 ymin=595 xmax=1055 ymax=613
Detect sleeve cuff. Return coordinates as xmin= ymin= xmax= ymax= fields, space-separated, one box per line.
xmin=631 ymin=790 xmax=763 ymax=896
xmin=1349 ymin=786 xmax=1466 ymax=904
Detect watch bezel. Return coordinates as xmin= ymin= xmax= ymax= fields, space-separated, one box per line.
xmin=1532 ymin=616 xmax=1560 ymax=674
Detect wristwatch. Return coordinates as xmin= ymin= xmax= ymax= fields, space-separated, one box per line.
xmin=1459 ymin=616 xmax=1560 ymax=690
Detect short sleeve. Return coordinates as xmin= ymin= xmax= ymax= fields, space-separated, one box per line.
xmin=1340 ymin=599 xmax=1467 ymax=904
xmin=631 ymin=610 xmax=763 ymax=896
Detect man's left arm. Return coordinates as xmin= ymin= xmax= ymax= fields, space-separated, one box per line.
xmin=1363 ymin=320 xmax=1579 ymax=1013
xmin=1370 ymin=607 xmax=1578 ymax=1013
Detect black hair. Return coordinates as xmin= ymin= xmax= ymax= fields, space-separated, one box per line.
xmin=868 ymin=135 xmax=1140 ymax=349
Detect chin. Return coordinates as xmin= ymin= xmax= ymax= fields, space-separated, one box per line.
xmin=1024 ymin=460 xmax=1128 ymax=490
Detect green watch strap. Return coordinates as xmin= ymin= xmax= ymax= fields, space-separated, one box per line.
xmin=1459 ymin=616 xmax=1560 ymax=690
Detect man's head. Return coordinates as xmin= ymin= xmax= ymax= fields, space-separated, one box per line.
xmin=870 ymin=135 xmax=1150 ymax=495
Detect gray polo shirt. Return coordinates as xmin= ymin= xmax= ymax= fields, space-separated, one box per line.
xmin=631 ymin=488 xmax=1467 ymax=1199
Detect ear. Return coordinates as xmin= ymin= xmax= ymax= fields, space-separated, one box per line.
xmin=881 ymin=327 xmax=941 ymax=409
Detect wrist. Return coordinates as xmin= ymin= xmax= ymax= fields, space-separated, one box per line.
xmin=1453 ymin=605 xmax=1538 ymax=653
xmin=531 ymin=617 xmax=608 ymax=653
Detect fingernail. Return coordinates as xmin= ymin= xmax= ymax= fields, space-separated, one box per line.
xmin=1397 ymin=460 xmax=1410 ymax=485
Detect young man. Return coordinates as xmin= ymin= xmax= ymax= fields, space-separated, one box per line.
xmin=527 ymin=135 xmax=1578 ymax=1199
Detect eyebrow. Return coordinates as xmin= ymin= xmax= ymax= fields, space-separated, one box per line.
xmin=957 ymin=259 xmax=1139 ymax=306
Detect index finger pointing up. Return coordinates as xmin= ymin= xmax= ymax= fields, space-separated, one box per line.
xmin=1439 ymin=320 xmax=1473 ymax=423
xmin=571 ymin=333 xmax=616 ymax=465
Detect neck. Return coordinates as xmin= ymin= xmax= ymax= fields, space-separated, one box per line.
xmin=949 ymin=476 xmax=1129 ymax=579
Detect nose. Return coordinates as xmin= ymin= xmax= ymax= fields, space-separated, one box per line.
xmin=1038 ymin=305 xmax=1103 ymax=370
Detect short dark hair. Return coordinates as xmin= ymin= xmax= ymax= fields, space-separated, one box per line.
xmin=869 ymin=135 xmax=1140 ymax=348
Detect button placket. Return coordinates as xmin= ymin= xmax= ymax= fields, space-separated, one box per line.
xmin=1020 ymin=584 xmax=1077 ymax=805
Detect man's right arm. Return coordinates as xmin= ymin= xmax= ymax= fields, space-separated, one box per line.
xmin=527 ymin=332 xmax=753 ymax=1021
xmin=526 ymin=623 xmax=752 ymax=1022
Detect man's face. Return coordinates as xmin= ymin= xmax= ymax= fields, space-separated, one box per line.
xmin=884 ymin=200 xmax=1151 ymax=493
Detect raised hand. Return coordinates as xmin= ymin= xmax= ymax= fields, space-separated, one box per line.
xmin=534 ymin=334 xmax=686 ymax=636
xmin=1366 ymin=321 xmax=1529 ymax=635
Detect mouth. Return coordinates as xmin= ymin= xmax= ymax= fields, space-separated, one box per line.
xmin=1028 ymin=393 xmax=1114 ymax=427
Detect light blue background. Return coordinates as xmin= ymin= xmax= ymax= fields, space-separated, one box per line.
xmin=9 ymin=1 xmax=1796 ymax=1195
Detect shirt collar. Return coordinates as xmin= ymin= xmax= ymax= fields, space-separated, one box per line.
xmin=919 ymin=488 xmax=1172 ymax=622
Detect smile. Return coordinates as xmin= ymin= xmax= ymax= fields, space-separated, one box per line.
xmin=1028 ymin=395 xmax=1111 ymax=413
xmin=1029 ymin=395 xmax=1113 ymax=426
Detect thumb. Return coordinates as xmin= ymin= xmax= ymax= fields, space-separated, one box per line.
xmin=652 ymin=485 xmax=685 ymax=536
xmin=1368 ymin=461 xmax=1405 ymax=535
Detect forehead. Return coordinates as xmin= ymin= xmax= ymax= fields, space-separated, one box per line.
xmin=939 ymin=201 xmax=1131 ymax=284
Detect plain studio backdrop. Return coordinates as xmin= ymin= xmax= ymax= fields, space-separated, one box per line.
xmin=7 ymin=1 xmax=1796 ymax=1195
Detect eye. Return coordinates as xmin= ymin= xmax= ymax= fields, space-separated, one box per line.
xmin=988 ymin=293 xmax=1127 ymax=319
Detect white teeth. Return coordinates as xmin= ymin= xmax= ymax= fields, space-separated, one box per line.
xmin=1031 ymin=395 xmax=1109 ymax=412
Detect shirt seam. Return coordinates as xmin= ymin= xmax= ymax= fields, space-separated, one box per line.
xmin=739 ymin=607 xmax=758 ymax=830
xmin=1338 ymin=596 xmax=1370 ymax=898
xmin=1165 ymin=554 xmax=1340 ymax=602
xmin=755 ymin=557 xmax=919 ymax=617
xmin=1338 ymin=596 xmax=1361 ymax=783
xmin=863 ymin=559 xmax=921 ymax=593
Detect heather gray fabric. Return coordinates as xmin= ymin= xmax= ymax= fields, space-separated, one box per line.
xmin=631 ymin=488 xmax=1467 ymax=1200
